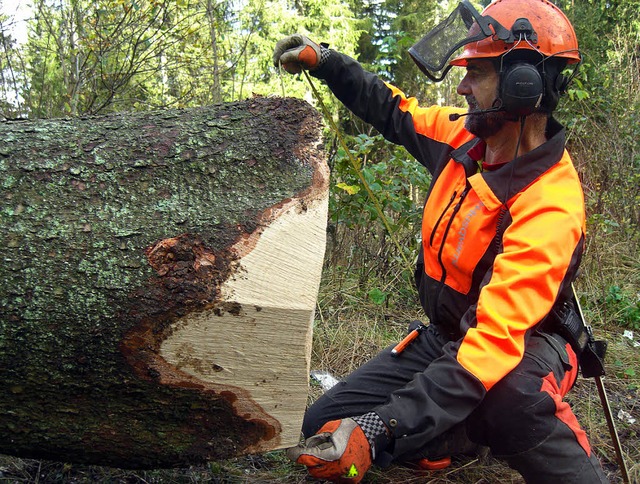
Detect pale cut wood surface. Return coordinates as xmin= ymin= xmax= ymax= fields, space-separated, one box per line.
xmin=161 ymin=190 xmax=329 ymax=450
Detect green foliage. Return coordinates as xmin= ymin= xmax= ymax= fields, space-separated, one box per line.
xmin=557 ymin=20 xmax=640 ymax=323
xmin=329 ymin=132 xmax=430 ymax=230
xmin=3 ymin=0 xmax=362 ymax=117
xmin=326 ymin=131 xmax=430 ymax=290
xmin=605 ymin=285 xmax=640 ymax=330
xmin=368 ymin=287 xmax=388 ymax=305
xmin=613 ymin=358 xmax=637 ymax=381
xmin=0 ymin=14 xmax=24 ymax=118
xmin=21 ymin=0 xmax=204 ymax=116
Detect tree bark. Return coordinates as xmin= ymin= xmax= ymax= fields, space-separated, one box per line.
xmin=0 ymin=97 xmax=328 ymax=468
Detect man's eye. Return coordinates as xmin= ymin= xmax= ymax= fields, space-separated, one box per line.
xmin=467 ymin=65 xmax=487 ymax=78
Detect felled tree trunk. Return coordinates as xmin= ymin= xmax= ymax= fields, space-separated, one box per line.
xmin=0 ymin=97 xmax=328 ymax=469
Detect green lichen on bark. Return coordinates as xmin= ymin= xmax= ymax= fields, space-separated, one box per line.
xmin=0 ymin=97 xmax=322 ymax=468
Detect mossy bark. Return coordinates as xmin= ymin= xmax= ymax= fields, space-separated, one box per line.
xmin=0 ymin=97 xmax=326 ymax=468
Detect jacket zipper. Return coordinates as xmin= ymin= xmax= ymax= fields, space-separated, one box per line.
xmin=429 ymin=190 xmax=457 ymax=247
xmin=433 ymin=184 xmax=471 ymax=327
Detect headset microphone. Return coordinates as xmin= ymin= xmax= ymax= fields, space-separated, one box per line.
xmin=448 ymin=106 xmax=503 ymax=121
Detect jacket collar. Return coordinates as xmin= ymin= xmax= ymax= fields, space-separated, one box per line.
xmin=451 ymin=117 xmax=567 ymax=204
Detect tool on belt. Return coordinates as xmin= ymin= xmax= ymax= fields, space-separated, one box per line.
xmin=391 ymin=324 xmax=427 ymax=357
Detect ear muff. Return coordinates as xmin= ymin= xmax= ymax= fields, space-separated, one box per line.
xmin=499 ymin=63 xmax=544 ymax=117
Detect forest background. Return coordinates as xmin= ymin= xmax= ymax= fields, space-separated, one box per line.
xmin=0 ymin=0 xmax=638 ymax=482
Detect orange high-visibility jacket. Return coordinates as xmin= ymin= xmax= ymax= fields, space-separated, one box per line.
xmin=313 ymin=51 xmax=586 ymax=455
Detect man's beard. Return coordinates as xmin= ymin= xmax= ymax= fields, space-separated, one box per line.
xmin=464 ymin=96 xmax=507 ymax=139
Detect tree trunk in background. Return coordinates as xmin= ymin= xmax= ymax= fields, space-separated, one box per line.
xmin=0 ymin=97 xmax=328 ymax=469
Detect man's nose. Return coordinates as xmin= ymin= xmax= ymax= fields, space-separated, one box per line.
xmin=457 ymin=75 xmax=470 ymax=96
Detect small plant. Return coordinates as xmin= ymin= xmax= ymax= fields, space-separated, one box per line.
xmin=605 ymin=285 xmax=640 ymax=330
xmin=368 ymin=287 xmax=388 ymax=306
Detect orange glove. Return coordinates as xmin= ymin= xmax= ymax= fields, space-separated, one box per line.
xmin=287 ymin=418 xmax=372 ymax=483
xmin=272 ymin=34 xmax=323 ymax=74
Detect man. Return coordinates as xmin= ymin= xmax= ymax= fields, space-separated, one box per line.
xmin=273 ymin=0 xmax=608 ymax=482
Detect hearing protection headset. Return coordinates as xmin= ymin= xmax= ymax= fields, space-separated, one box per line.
xmin=499 ymin=62 xmax=544 ymax=117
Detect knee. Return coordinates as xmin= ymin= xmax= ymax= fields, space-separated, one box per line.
xmin=469 ymin=373 xmax=556 ymax=454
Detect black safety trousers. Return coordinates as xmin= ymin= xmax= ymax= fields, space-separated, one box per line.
xmin=303 ymin=323 xmax=608 ymax=484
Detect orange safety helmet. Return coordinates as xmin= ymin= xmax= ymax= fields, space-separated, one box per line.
xmin=450 ymin=0 xmax=580 ymax=66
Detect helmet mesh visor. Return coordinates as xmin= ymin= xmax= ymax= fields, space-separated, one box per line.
xmin=409 ymin=3 xmax=488 ymax=80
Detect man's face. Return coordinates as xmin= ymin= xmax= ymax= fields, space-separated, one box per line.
xmin=457 ymin=59 xmax=506 ymax=138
